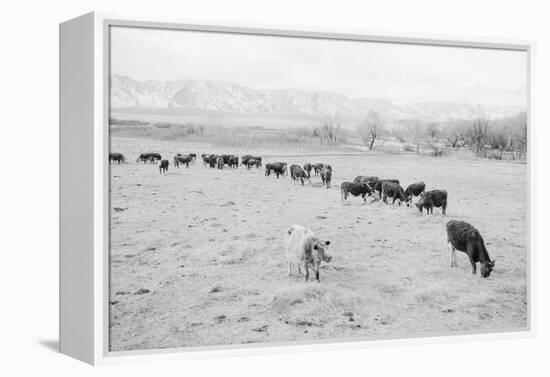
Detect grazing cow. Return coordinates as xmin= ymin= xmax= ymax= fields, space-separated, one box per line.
xmin=405 ymin=182 xmax=426 ymax=201
xmin=353 ymin=176 xmax=379 ymax=195
xmin=245 ymin=158 xmax=261 ymax=169
xmin=446 ymin=220 xmax=495 ymax=277
xmin=313 ymin=163 xmax=324 ymax=175
xmin=283 ymin=225 xmax=332 ymax=282
xmin=158 ymin=159 xmax=169 ymax=174
xmin=174 ymin=155 xmax=192 ymax=168
xmin=382 ymin=182 xmax=409 ymax=206
xmin=253 ymin=156 xmax=262 ymax=168
xmin=241 ymin=154 xmax=253 ymax=166
xmin=303 ymin=163 xmax=313 ymax=178
xmin=229 ymin=156 xmax=239 ymax=168
xmin=109 ymin=153 xmax=125 ymax=164
xmin=320 ymin=167 xmax=332 ymax=189
xmin=188 ymin=153 xmax=197 ymax=161
xmin=416 ymin=190 xmax=448 ymax=215
xmin=221 ymin=154 xmax=233 ymax=166
xmin=373 ymin=179 xmax=400 ymax=198
xmin=137 ymin=152 xmax=162 ymax=164
xmin=340 ymin=181 xmax=373 ymax=202
xmin=265 ymin=162 xmax=287 ymax=178
xmin=291 ymin=165 xmax=310 ymax=185
xmin=209 ymin=154 xmax=218 ymax=168
xmin=216 ymin=156 xmax=224 ymax=170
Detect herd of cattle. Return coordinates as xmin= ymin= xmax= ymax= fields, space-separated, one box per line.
xmin=109 ymin=151 xmax=495 ymax=280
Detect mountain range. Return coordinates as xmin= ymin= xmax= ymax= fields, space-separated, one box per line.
xmin=111 ymin=74 xmax=525 ymax=123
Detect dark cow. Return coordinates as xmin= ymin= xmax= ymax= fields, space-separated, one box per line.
xmin=209 ymin=154 xmax=218 ymax=168
xmin=242 ymin=155 xmax=262 ymax=168
xmin=313 ymin=163 xmax=324 ymax=176
xmin=137 ymin=152 xmax=161 ymax=164
xmin=265 ymin=162 xmax=287 ymax=178
xmin=291 ymin=165 xmax=310 ymax=186
xmin=320 ymin=167 xmax=332 ymax=189
xmin=381 ymin=182 xmax=409 ymax=206
xmin=416 ymin=190 xmax=448 ymax=215
xmin=373 ymin=179 xmax=400 ymax=198
xmin=340 ymin=181 xmax=373 ymax=202
xmin=303 ymin=163 xmax=313 ymax=178
xmin=174 ymin=155 xmax=192 ymax=168
xmin=405 ymin=182 xmax=426 ymax=201
xmin=241 ymin=155 xmax=253 ymax=166
xmin=228 ymin=156 xmax=239 ymax=168
xmin=188 ymin=153 xmax=197 ymax=161
xmin=216 ymin=156 xmax=224 ymax=170
xmin=221 ymin=154 xmax=233 ymax=166
xmin=245 ymin=158 xmax=261 ymax=169
xmin=446 ymin=220 xmax=495 ymax=278
xmin=353 ymin=176 xmax=379 ymax=196
xmin=158 ymin=159 xmax=169 ymax=174
xmin=109 ymin=153 xmax=125 ymax=164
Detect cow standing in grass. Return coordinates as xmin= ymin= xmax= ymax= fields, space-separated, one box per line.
xmin=158 ymin=160 xmax=169 ymax=174
xmin=446 ymin=220 xmax=495 ymax=277
xmin=291 ymin=165 xmax=310 ymax=186
xmin=303 ymin=163 xmax=313 ymax=178
xmin=109 ymin=153 xmax=125 ymax=164
xmin=405 ymin=182 xmax=426 ymax=201
xmin=416 ymin=190 xmax=447 ymax=215
xmin=340 ymin=182 xmax=373 ymax=202
xmin=266 ymin=162 xmax=287 ymax=178
xmin=216 ymin=156 xmax=224 ymax=170
xmin=382 ymin=182 xmax=409 ymax=206
xmin=320 ymin=167 xmax=332 ymax=189
xmin=283 ymin=225 xmax=332 ymax=282
xmin=174 ymin=155 xmax=192 ymax=168
xmin=313 ymin=163 xmax=324 ymax=176
xmin=373 ymin=179 xmax=400 ymax=199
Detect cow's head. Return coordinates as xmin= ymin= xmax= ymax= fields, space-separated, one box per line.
xmin=480 ymin=260 xmax=495 ymax=278
xmin=314 ymin=240 xmax=332 ymax=262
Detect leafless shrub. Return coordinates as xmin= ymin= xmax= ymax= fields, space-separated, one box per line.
xmin=468 ymin=117 xmax=490 ymax=157
xmin=356 ymin=111 xmax=384 ymax=151
xmin=312 ymin=115 xmax=346 ymax=145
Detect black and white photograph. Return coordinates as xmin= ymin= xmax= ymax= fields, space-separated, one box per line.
xmin=107 ymin=26 xmax=528 ymax=352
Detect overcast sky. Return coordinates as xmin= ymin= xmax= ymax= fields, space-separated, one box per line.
xmin=110 ymin=26 xmax=527 ymax=107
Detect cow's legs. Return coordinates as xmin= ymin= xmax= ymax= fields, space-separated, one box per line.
xmin=449 ymin=242 xmax=458 ymax=267
xmin=469 ymin=256 xmax=477 ymax=275
xmin=442 ymin=203 xmax=447 ymax=215
xmin=304 ymin=265 xmax=309 ymax=282
xmin=314 ymin=263 xmax=320 ymax=282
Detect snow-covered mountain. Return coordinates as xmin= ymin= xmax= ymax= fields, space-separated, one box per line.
xmin=110 ymin=74 xmax=524 ymax=123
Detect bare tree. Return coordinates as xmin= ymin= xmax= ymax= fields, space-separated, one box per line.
xmin=468 ymin=116 xmax=490 ymax=156
xmin=312 ymin=115 xmax=345 ymax=145
xmin=357 ymin=111 xmax=384 ymax=151
xmin=405 ymin=121 xmax=425 ymax=154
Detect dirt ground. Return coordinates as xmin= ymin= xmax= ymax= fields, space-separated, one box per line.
xmin=108 ymin=137 xmax=528 ymax=352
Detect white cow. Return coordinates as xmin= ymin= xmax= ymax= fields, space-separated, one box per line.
xmin=283 ymin=225 xmax=332 ymax=282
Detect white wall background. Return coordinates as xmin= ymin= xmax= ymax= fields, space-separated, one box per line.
xmin=1 ymin=0 xmax=548 ymax=375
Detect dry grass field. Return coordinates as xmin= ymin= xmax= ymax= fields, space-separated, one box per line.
xmin=108 ymin=137 xmax=528 ymax=352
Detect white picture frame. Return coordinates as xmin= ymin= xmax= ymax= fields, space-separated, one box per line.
xmin=59 ymin=11 xmax=536 ymax=365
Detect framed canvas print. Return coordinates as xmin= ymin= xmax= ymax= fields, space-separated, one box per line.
xmin=59 ymin=12 xmax=535 ymax=365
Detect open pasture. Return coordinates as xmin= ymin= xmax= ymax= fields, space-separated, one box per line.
xmin=109 ymin=137 xmax=528 ymax=351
